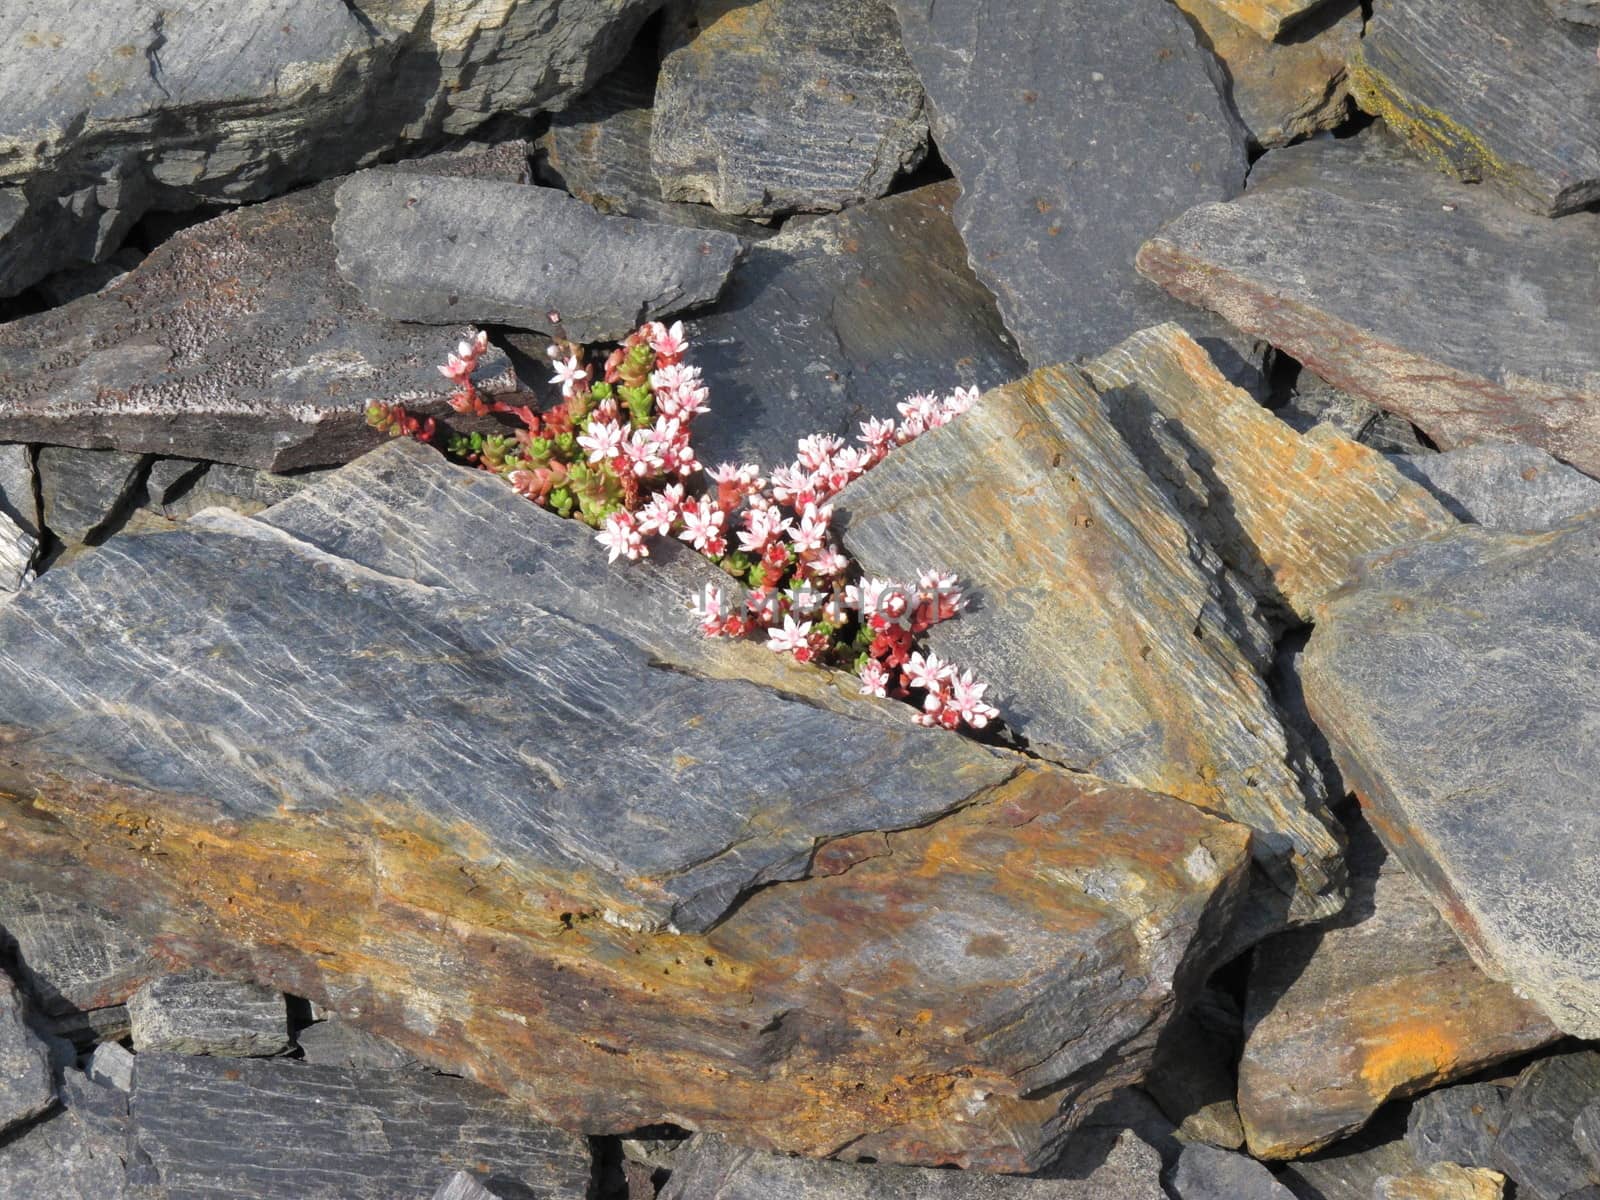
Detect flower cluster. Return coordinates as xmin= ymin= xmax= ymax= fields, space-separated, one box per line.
xmin=369 ymin=322 xmax=1003 ymax=735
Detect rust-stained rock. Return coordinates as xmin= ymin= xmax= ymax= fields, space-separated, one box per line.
xmin=1086 ymin=323 xmax=1453 ymax=623
xmin=1206 ymin=0 xmax=1345 ymax=39
xmin=1373 ymin=1163 xmax=1507 ymax=1200
xmin=0 ymin=155 xmax=520 ymax=472
xmin=1237 ymin=811 xmax=1560 ymax=1160
xmin=838 ymin=362 xmax=1345 ymax=931
xmin=1138 ymin=132 xmax=1600 ymax=477
xmin=0 ymin=441 xmax=1255 ymax=1170
xmin=1174 ymin=0 xmax=1362 ymax=148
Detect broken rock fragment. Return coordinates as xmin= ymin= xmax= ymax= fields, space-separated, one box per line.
xmin=0 ymin=972 xmax=55 ymax=1134
xmin=127 ymin=970 xmax=290 ymax=1058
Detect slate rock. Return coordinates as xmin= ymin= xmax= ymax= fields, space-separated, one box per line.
xmin=1277 ymin=369 xmax=1434 ymax=456
xmin=839 ymin=362 xmax=1345 ymax=929
xmin=1270 ymin=630 xmax=1346 ymax=800
xmin=36 ymin=447 xmax=149 ymax=548
xmin=1576 ymin=1103 xmax=1600 ymax=1178
xmin=1350 ymin=0 xmax=1600 ymax=215
xmin=651 ymin=0 xmax=927 ymax=217
xmin=146 ymin=459 xmax=323 ymax=523
xmin=0 ymin=509 xmax=33 ymax=598
xmin=1390 ymin=445 xmax=1600 ymax=533
xmin=1492 ymin=1052 xmax=1600 ymax=1200
xmin=1175 ymin=0 xmax=1363 ymax=148
xmin=534 ymin=49 xmax=774 ymax=236
xmin=1373 ymin=1163 xmax=1507 ymax=1200
xmin=333 ymin=172 xmax=744 ymax=342
xmin=128 ymin=971 xmax=289 ymax=1058
xmin=0 ymin=0 xmax=667 ymax=298
xmin=1549 ymin=0 xmax=1600 ymax=23
xmin=0 ymin=439 xmax=1254 ymax=1170
xmin=1139 ymin=132 xmax=1600 ymax=477
xmin=1303 ymin=516 xmax=1600 ymax=1036
xmin=86 ymin=1042 xmax=135 ymax=1094
xmin=891 ymin=0 xmax=1252 ymax=369
xmin=658 ymin=1130 xmax=1167 ymax=1198
xmin=435 ymin=1172 xmax=507 ymax=1200
xmin=0 ymin=972 xmax=55 ymax=1133
xmin=0 ymin=1070 xmax=131 ymax=1200
xmin=1206 ymin=0 xmax=1348 ymax=38
xmin=1145 ymin=1004 xmax=1248 ymax=1150
xmin=1278 ymin=1116 xmax=1421 ymax=1200
xmin=0 ymin=157 xmax=519 ymax=472
xmin=294 ymin=1017 xmax=422 ymax=1072
xmin=1407 ymin=1084 xmax=1512 ymax=1170
xmin=1086 ymin=323 xmax=1452 ymax=624
xmin=0 ymin=881 xmax=160 ymax=1030
xmin=1170 ymin=1143 xmax=1296 ymax=1199
xmin=1238 ymin=810 xmax=1559 ymax=1158
xmin=0 ymin=446 xmax=38 ymax=539
xmin=130 ymin=1053 xmax=593 ymax=1200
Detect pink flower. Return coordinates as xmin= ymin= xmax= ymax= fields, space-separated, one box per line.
xmin=766 ymin=615 xmax=813 ymax=655
xmin=694 ymin=583 xmax=725 ymax=635
xmin=622 ymin=428 xmax=664 ymax=477
xmin=737 ymin=506 xmax=791 ymax=554
xmin=859 ymin=660 xmax=890 ymax=698
xmin=948 ymin=670 xmax=999 ymax=729
xmin=808 ymin=546 xmax=848 ymax=577
xmin=796 ymin=434 xmax=846 ymax=472
xmin=649 ymin=319 xmax=689 ymax=361
xmin=790 ymin=503 xmax=833 ymax=554
xmin=678 ymin=496 xmax=727 ymax=554
xmin=904 ymin=650 xmax=953 ymax=693
xmin=636 ymin=485 xmax=683 ymax=537
xmin=596 ymin=512 xmax=647 ymax=563
xmin=945 ymin=385 xmax=981 ymax=416
xmin=767 ymin=464 xmax=810 ymax=506
xmin=550 ymin=354 xmax=590 ymax=396
xmin=577 ymin=418 xmax=624 ymax=464
xmin=858 ymin=417 xmax=897 ymax=454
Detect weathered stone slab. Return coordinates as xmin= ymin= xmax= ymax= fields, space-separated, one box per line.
xmin=0 ymin=0 xmax=667 ymax=298
xmin=86 ymin=1042 xmax=135 ymax=1094
xmin=1139 ymin=133 xmax=1600 ymax=477
xmin=1278 ymin=370 xmax=1434 ymax=456
xmin=1303 ymin=515 xmax=1600 ymax=1037
xmin=651 ymin=0 xmax=927 ymax=217
xmin=295 ymin=1017 xmax=422 ymax=1072
xmin=128 ymin=970 xmax=289 ymax=1058
xmin=890 ymin=0 xmax=1251 ymax=369
xmin=1146 ymin=995 xmax=1247 ymax=1150
xmin=1491 ymin=1052 xmax=1600 ymax=1200
xmin=0 ymin=165 xmax=517 ymax=471
xmin=1549 ymin=0 xmax=1600 ymax=23
xmin=659 ymin=1130 xmax=1166 ymax=1199
xmin=1206 ymin=0 xmax=1346 ymax=39
xmin=0 ymin=972 xmax=55 ymax=1133
xmin=36 ymin=447 xmax=149 ymax=548
xmin=1278 ymin=1118 xmax=1420 ymax=1200
xmin=0 ymin=1070 xmax=131 ymax=1199
xmin=333 ymin=173 xmax=744 ymax=342
xmin=839 ymin=363 xmax=1345 ymax=929
xmin=1238 ymin=811 xmax=1559 ymax=1159
xmin=1390 ymin=445 xmax=1600 ymax=533
xmin=1373 ymin=1163 xmax=1507 ymax=1200
xmin=0 ymin=446 xmax=37 ymax=538
xmin=1174 ymin=0 xmax=1362 ymax=148
xmin=534 ymin=50 xmax=774 ymax=236
xmin=0 ymin=440 xmax=1254 ymax=1169
xmin=1577 ymin=1103 xmax=1600 ymax=1178
xmin=1350 ymin=0 xmax=1600 ymax=215
xmin=1407 ymin=1084 xmax=1512 ymax=1170
xmin=435 ymin=1173 xmax=506 ymax=1200
xmin=1087 ymin=324 xmax=1452 ymax=623
xmin=0 ymin=881 xmax=160 ymax=1028
xmin=130 ymin=1053 xmax=593 ymax=1200
xmin=1170 ymin=1143 xmax=1296 ymax=1198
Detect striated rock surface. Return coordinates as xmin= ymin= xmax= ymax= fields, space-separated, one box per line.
xmin=1206 ymin=0 xmax=1346 ymax=39
xmin=436 ymin=1173 xmax=506 ymax=1200
xmin=0 ymin=972 xmax=55 ymax=1134
xmin=1390 ymin=445 xmax=1600 ymax=533
xmin=0 ymin=1070 xmax=132 ymax=1199
xmin=127 ymin=970 xmax=289 ymax=1058
xmin=0 ymin=440 xmax=1254 ymax=1170
xmin=1550 ymin=0 xmax=1600 ymax=22
xmin=295 ymin=1017 xmax=422 ymax=1072
xmin=1279 ymin=1120 xmax=1421 ymax=1200
xmin=1175 ymin=0 xmax=1362 ymax=148
xmin=1140 ymin=133 xmax=1600 ymax=477
xmin=1304 ymin=515 xmax=1600 ymax=1038
xmin=1373 ymin=1163 xmax=1507 ymax=1200
xmin=1237 ymin=812 xmax=1559 ymax=1159
xmin=652 ymin=0 xmax=927 ymax=217
xmin=1350 ymin=0 xmax=1600 ymax=215
xmin=1492 ymin=1051 xmax=1600 ymax=1200
xmin=36 ymin=447 xmax=149 ymax=548
xmin=130 ymin=1054 xmax=594 ymax=1200
xmin=0 ymin=152 xmax=520 ymax=472
xmin=1170 ymin=1143 xmax=1296 ymax=1198
xmin=1086 ymin=323 xmax=1452 ymax=623
xmin=839 ymin=363 xmax=1344 ymax=929
xmin=332 ymin=173 xmax=744 ymax=341
xmin=0 ymin=0 xmax=668 ymax=298
xmin=891 ymin=0 xmax=1252 ymax=369
xmin=1407 ymin=1084 xmax=1512 ymax=1170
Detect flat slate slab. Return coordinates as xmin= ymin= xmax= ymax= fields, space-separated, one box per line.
xmin=890 ymin=0 xmax=1252 ymax=369
xmin=1390 ymin=445 xmax=1600 ymax=533
xmin=1139 ymin=132 xmax=1600 ymax=477
xmin=1237 ymin=811 xmax=1558 ymax=1159
xmin=0 ymin=972 xmax=55 ymax=1134
xmin=651 ymin=0 xmax=928 ymax=217
xmin=1350 ymin=0 xmax=1600 ymax=215
xmin=332 ymin=173 xmax=745 ymax=342
xmin=838 ymin=363 xmax=1345 ymax=929
xmin=0 ymin=880 xmax=161 ymax=1024
xmin=1303 ymin=513 xmax=1600 ymax=1038
xmin=128 ymin=970 xmax=289 ymax=1058
xmin=0 ymin=439 xmax=1254 ymax=1169
xmin=130 ymin=1054 xmax=594 ymax=1200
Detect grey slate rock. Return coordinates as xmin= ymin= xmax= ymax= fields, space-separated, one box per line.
xmin=658 ymin=1130 xmax=1166 ymax=1198
xmin=129 ymin=1053 xmax=593 ymax=1200
xmin=1278 ymin=370 xmax=1434 ymax=456
xmin=1140 ymin=131 xmax=1600 ymax=478
xmin=144 ymin=459 xmax=323 ymax=522
xmin=435 ymin=1172 xmax=507 ymax=1200
xmin=0 ymin=445 xmax=39 ymax=539
xmin=1576 ymin=1104 xmax=1600 ymax=1179
xmin=1170 ymin=1143 xmax=1295 ymax=1199
xmin=86 ymin=1042 xmax=135 ymax=1094
xmin=0 ymin=972 xmax=56 ymax=1134
xmin=651 ymin=0 xmax=928 ymax=217
xmin=1492 ymin=1052 xmax=1600 ymax=1200
xmin=0 ymin=0 xmax=668 ymax=299
xmin=0 ymin=1070 xmax=131 ymax=1200
xmin=891 ymin=0 xmax=1251 ymax=368
xmin=333 ymin=172 xmax=744 ymax=342
xmin=294 ymin=1017 xmax=422 ymax=1072
xmin=1407 ymin=1084 xmax=1511 ymax=1171
xmin=1389 ymin=445 xmax=1600 ymax=533
xmin=1145 ymin=1003 xmax=1247 ymax=1150
xmin=36 ymin=447 xmax=150 ymax=548
xmin=127 ymin=971 xmax=290 ymax=1058
xmin=1351 ymin=0 xmax=1600 ymax=215
xmin=1279 ymin=1117 xmax=1421 ymax=1200
xmin=0 ymin=156 xmax=520 ymax=472
xmin=1302 ymin=516 xmax=1600 ymax=1037
xmin=1548 ymin=0 xmax=1600 ymax=22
